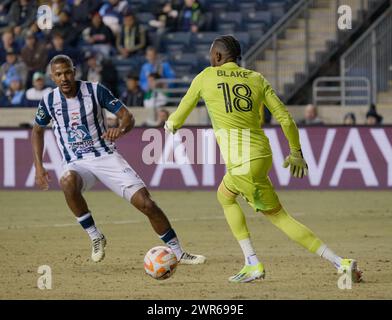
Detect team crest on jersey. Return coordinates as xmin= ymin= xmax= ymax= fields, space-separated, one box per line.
xmin=71 ymin=113 xmax=80 ymax=121
xmin=36 ymin=106 xmax=46 ymax=120
xmin=67 ymin=124 xmax=94 ymax=155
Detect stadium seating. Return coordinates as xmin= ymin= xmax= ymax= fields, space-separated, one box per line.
xmin=0 ymin=0 xmax=296 ymax=108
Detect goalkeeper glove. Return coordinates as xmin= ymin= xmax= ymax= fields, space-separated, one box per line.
xmin=164 ymin=120 xmax=177 ymax=134
xmin=282 ymin=150 xmax=308 ymax=179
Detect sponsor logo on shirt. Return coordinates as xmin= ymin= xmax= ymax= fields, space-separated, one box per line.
xmin=67 ymin=123 xmax=94 ymax=155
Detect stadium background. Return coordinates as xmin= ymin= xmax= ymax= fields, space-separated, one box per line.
xmin=0 ymin=0 xmax=391 ymax=299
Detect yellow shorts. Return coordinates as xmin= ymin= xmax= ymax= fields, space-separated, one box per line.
xmin=222 ymin=156 xmax=281 ymax=213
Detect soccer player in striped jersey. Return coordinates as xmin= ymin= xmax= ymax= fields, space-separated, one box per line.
xmin=31 ymin=55 xmax=205 ymax=265
xmin=165 ymin=35 xmax=362 ymax=283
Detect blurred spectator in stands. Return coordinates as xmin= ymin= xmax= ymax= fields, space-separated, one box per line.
xmin=121 ymin=73 xmax=144 ymax=107
xmin=139 ymin=46 xmax=175 ymax=92
xmin=81 ymin=49 xmax=118 ymax=96
xmin=82 ymin=11 xmax=115 ymax=57
xmin=6 ymin=0 xmax=37 ymax=37
xmin=0 ymin=28 xmax=20 ymax=65
xmin=25 ymin=71 xmax=51 ymax=107
xmin=99 ymin=0 xmax=128 ymax=35
xmin=46 ymin=0 xmax=68 ymax=26
xmin=144 ymin=73 xmax=168 ymax=109
xmin=343 ymin=112 xmax=356 ymax=126
xmin=0 ymin=0 xmax=13 ymax=25
xmin=150 ymin=1 xmax=179 ymax=32
xmin=70 ymin=0 xmax=103 ymax=34
xmin=21 ymin=31 xmax=48 ymax=88
xmin=0 ymin=75 xmax=25 ymax=106
xmin=0 ymin=48 xmax=27 ymax=92
xmin=81 ymin=50 xmax=101 ymax=83
xmin=155 ymin=108 xmax=170 ymax=127
xmin=141 ymin=107 xmax=170 ymax=128
xmin=177 ymin=0 xmax=205 ymax=33
xmin=116 ymin=10 xmax=146 ymax=59
xmin=47 ymin=33 xmax=80 ymax=66
xmin=28 ymin=22 xmax=46 ymax=42
xmin=366 ymin=103 xmax=383 ymax=125
xmin=299 ymin=104 xmax=324 ymax=125
xmin=50 ymin=8 xmax=79 ymax=47
xmin=149 ymin=1 xmax=180 ymax=49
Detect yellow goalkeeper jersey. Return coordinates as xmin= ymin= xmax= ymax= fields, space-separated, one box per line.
xmin=168 ymin=62 xmax=301 ymax=169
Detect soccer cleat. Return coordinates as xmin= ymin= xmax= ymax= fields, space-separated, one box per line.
xmin=339 ymin=259 xmax=362 ymax=283
xmin=179 ymin=252 xmax=206 ymax=265
xmin=229 ymin=263 xmax=265 ymax=283
xmin=91 ymin=235 xmax=106 ymax=263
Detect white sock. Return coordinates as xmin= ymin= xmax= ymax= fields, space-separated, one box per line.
xmin=317 ymin=244 xmax=342 ymax=269
xmin=76 ymin=213 xmax=102 ymax=241
xmin=239 ymin=238 xmax=260 ymax=266
xmin=166 ymin=237 xmax=183 ymax=260
xmin=85 ymin=225 xmax=102 ymax=241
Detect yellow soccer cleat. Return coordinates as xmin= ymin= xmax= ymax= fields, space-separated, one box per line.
xmin=229 ymin=263 xmax=265 ymax=283
xmin=339 ymin=259 xmax=363 ymax=283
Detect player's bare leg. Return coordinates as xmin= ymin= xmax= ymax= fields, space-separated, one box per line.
xmin=131 ymin=187 xmax=206 ymax=264
xmin=60 ymin=171 xmax=106 ymax=262
xmin=60 ymin=171 xmax=89 ymax=217
xmin=130 ymin=187 xmax=171 ymax=235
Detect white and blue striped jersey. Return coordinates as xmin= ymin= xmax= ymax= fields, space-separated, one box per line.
xmin=35 ymin=81 xmax=125 ymax=163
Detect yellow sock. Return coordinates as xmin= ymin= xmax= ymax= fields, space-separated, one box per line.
xmin=217 ymin=188 xmax=249 ymax=241
xmin=265 ymin=207 xmax=323 ymax=253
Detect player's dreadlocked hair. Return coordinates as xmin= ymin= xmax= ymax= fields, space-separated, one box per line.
xmin=213 ymin=35 xmax=242 ymax=62
xmin=49 ymin=54 xmax=74 ymax=69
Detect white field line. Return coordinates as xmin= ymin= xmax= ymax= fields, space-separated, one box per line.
xmin=0 ymin=212 xmax=305 ymax=231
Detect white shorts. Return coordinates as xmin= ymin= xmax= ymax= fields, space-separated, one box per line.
xmin=61 ymin=153 xmax=146 ymax=202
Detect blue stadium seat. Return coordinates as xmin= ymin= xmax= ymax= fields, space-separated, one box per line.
xmin=243 ymin=11 xmax=273 ymax=29
xmin=217 ymin=12 xmax=243 ymax=28
xmin=208 ymin=2 xmax=227 ymax=14
xmin=236 ymin=2 xmax=257 ymax=14
xmin=232 ymin=32 xmax=251 ymax=50
xmin=217 ymin=23 xmax=237 ymax=34
xmin=245 ymin=22 xmax=266 ymax=43
xmin=172 ymin=64 xmax=194 ymax=78
xmin=197 ymin=52 xmax=210 ymax=69
xmin=268 ymin=2 xmax=287 ymax=21
xmin=169 ymin=53 xmax=199 ymax=68
xmin=165 ymin=44 xmax=186 ymax=54
xmin=194 ymin=44 xmax=212 ymax=55
xmin=164 ymin=32 xmax=191 ymax=46
xmin=192 ymin=32 xmax=221 ymax=45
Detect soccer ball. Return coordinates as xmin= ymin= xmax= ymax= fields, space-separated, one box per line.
xmin=144 ymin=246 xmax=178 ymax=280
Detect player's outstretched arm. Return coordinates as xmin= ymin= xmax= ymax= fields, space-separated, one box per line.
xmin=165 ymin=72 xmax=203 ymax=134
xmin=31 ymin=124 xmax=51 ymax=190
xmin=102 ymin=107 xmax=135 ymax=142
xmin=261 ymin=77 xmax=308 ymax=178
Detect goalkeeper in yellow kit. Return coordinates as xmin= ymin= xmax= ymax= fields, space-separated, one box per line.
xmin=165 ymin=35 xmax=362 ymax=283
